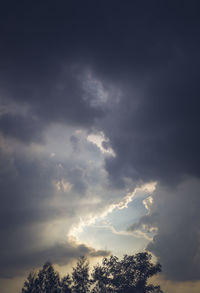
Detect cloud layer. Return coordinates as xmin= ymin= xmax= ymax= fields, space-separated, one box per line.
xmin=0 ymin=1 xmax=200 ymax=290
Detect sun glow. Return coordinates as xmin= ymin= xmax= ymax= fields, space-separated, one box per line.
xmin=67 ymin=181 xmax=157 ymax=245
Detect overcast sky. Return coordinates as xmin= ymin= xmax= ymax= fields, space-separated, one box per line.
xmin=1 ymin=1 xmax=200 ymax=293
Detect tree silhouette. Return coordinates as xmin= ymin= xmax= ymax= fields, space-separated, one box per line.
xmin=72 ymin=257 xmax=90 ymax=293
xmin=21 ymin=252 xmax=163 ymax=293
xmin=92 ymin=253 xmax=163 ymax=293
xmin=37 ymin=262 xmax=60 ymax=292
xmin=22 ymin=271 xmax=38 ymax=293
xmin=22 ymin=262 xmax=61 ymax=293
xmin=60 ymin=274 xmax=72 ymax=293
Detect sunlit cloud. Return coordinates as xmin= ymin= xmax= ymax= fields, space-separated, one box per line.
xmin=87 ymin=131 xmax=116 ymax=157
xmin=143 ymin=196 xmax=153 ymax=211
xmin=68 ymin=181 xmax=157 ymax=245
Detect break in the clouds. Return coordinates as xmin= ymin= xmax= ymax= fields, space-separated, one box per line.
xmin=0 ymin=1 xmax=200 ymax=292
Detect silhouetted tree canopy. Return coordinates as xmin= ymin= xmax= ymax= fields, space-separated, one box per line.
xmin=22 ymin=262 xmax=71 ymax=293
xmin=21 ymin=252 xmax=163 ymax=293
xmin=72 ymin=257 xmax=90 ymax=293
xmin=91 ymin=253 xmax=162 ymax=293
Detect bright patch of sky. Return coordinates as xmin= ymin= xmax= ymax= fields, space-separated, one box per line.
xmin=40 ymin=123 xmax=157 ymax=257
xmin=68 ymin=182 xmax=157 ymax=257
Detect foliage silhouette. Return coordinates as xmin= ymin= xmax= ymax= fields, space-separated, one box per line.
xmin=60 ymin=275 xmax=72 ymax=293
xmin=22 ymin=271 xmax=38 ymax=293
xmin=72 ymin=256 xmax=90 ymax=293
xmin=22 ymin=252 xmax=163 ymax=293
xmin=22 ymin=262 xmax=71 ymax=293
xmin=91 ymin=253 xmax=162 ymax=293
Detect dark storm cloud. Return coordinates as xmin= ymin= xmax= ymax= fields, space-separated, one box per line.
xmin=105 ymin=68 xmax=200 ymax=280
xmin=94 ymin=4 xmax=200 ymax=186
xmin=0 ymin=2 xmax=108 ymax=143
xmin=1 ymin=0 xmax=200 ymax=284
xmin=0 ymin=147 xmax=55 ymax=212
xmin=104 ymin=94 xmax=200 ymax=187
xmin=0 ymin=1 xmax=199 ymax=144
xmin=129 ymin=180 xmax=200 ymax=281
xmin=0 ymin=112 xmax=44 ymax=143
xmin=1 ymin=239 xmax=110 ymax=278
xmin=0 ymin=64 xmax=104 ymax=143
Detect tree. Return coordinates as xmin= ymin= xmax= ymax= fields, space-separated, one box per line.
xmin=60 ymin=275 xmax=72 ymax=293
xmin=22 ymin=272 xmax=38 ymax=293
xmin=92 ymin=252 xmax=163 ymax=293
xmin=72 ymin=256 xmax=91 ymax=293
xmin=22 ymin=252 xmax=163 ymax=293
xmin=22 ymin=262 xmax=61 ymax=293
xmin=37 ymin=262 xmax=61 ymax=293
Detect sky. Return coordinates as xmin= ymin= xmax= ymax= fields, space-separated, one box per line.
xmin=0 ymin=1 xmax=200 ymax=292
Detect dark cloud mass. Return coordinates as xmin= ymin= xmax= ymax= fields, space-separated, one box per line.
xmin=129 ymin=180 xmax=200 ymax=281
xmin=0 ymin=0 xmax=200 ymax=287
xmin=1 ymin=240 xmax=110 ymax=278
xmin=104 ymin=95 xmax=200 ymax=186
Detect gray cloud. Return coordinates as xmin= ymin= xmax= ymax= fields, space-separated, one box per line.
xmin=1 ymin=0 xmax=200 ymax=285
xmin=128 ymin=180 xmax=200 ymax=281
xmin=1 ymin=240 xmax=110 ymax=278
xmin=0 ymin=112 xmax=44 ymax=143
xmin=0 ymin=65 xmax=105 ymax=144
xmin=147 ymin=180 xmax=200 ymax=281
xmin=0 ymin=136 xmax=113 ymax=278
xmin=127 ymin=213 xmax=159 ymax=233
xmin=1 ymin=1 xmax=198 ymax=143
xmin=103 ymin=88 xmax=200 ymax=187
